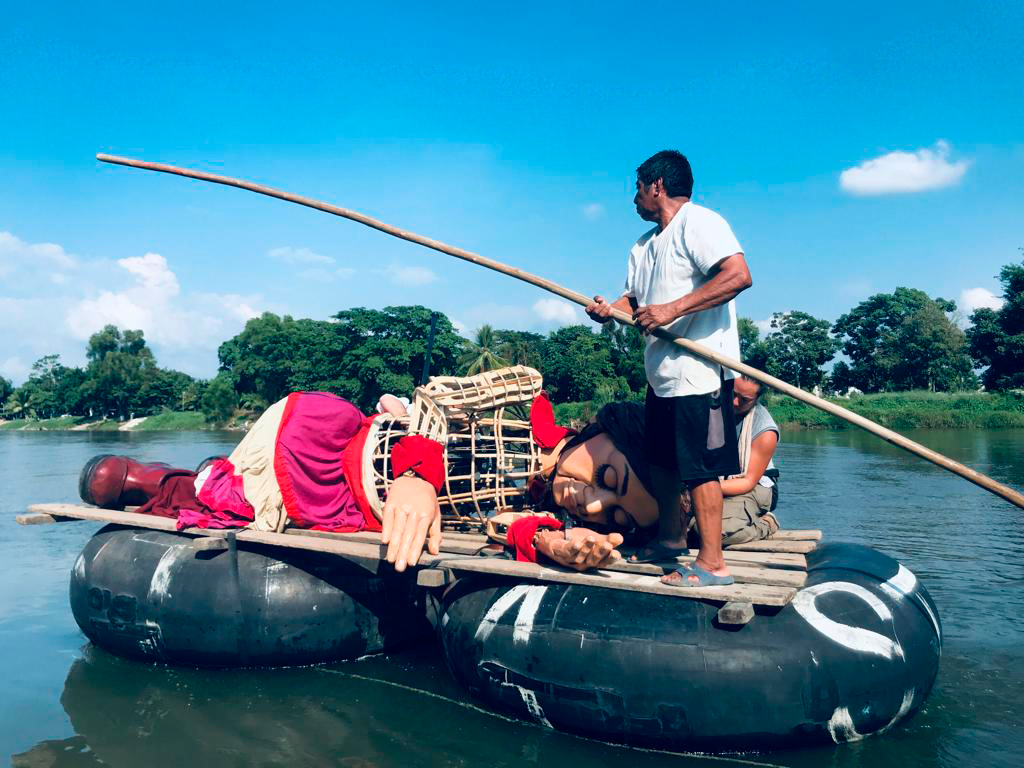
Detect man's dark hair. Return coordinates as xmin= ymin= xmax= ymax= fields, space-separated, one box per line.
xmin=636 ymin=150 xmax=693 ymax=198
xmin=739 ymin=375 xmax=763 ymax=399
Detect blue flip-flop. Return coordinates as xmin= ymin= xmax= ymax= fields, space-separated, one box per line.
xmin=664 ymin=562 xmax=734 ymax=587
xmin=628 ymin=542 xmax=688 ymax=563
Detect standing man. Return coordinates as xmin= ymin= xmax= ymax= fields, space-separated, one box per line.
xmin=586 ymin=150 xmax=751 ymax=587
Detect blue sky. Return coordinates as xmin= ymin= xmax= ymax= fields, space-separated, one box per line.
xmin=2 ymin=1 xmax=1022 ymax=383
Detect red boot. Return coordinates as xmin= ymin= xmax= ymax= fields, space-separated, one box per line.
xmin=79 ymin=455 xmax=190 ymax=509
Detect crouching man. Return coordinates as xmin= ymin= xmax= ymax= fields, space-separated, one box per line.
xmin=716 ymin=375 xmax=781 ymax=546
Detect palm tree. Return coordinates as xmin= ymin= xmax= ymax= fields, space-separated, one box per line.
xmin=459 ymin=325 xmax=509 ymax=375
xmin=4 ymin=391 xmax=30 ymax=420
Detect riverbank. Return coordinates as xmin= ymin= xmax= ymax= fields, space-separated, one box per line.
xmin=554 ymin=390 xmax=1024 ymax=430
xmin=0 ymin=411 xmax=220 ymax=432
xmin=766 ymin=390 xmax=1024 ymax=429
xmin=6 ymin=391 xmax=1024 ymax=431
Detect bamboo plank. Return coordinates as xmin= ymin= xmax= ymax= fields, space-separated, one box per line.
xmin=438 ymin=530 xmax=809 ymax=569
xmin=606 ymin=558 xmax=806 ymax=588
xmin=726 ymin=539 xmax=818 ymax=554
xmin=288 ymin=528 xmax=490 ymax=557
xmin=768 ymin=530 xmax=823 ymax=541
xmin=427 ymin=557 xmax=797 ymax=606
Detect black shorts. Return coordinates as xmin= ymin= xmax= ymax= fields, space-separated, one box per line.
xmin=644 ymin=382 xmax=741 ymax=485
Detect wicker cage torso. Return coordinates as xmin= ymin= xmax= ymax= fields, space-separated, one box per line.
xmin=359 ymin=405 xmax=544 ymax=529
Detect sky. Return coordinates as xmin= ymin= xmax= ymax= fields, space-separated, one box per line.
xmin=2 ymin=1 xmax=1022 ymax=384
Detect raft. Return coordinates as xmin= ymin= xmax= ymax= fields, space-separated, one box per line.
xmin=21 ymin=503 xmax=941 ymax=749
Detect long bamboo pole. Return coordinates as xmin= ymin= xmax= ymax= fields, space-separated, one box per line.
xmin=95 ymin=153 xmax=1024 ymax=510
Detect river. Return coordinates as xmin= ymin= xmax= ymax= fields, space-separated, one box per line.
xmin=1 ymin=428 xmax=1021 ymax=768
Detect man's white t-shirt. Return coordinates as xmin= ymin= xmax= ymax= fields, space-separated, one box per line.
xmin=623 ymin=201 xmax=743 ymax=398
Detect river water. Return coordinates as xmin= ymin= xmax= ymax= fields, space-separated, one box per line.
xmin=1 ymin=428 xmax=1022 ymax=768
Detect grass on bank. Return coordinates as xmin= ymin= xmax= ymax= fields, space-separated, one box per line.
xmin=0 ymin=415 xmax=85 ymax=430
xmin=766 ymin=390 xmax=1024 ymax=429
xmin=131 ymin=410 xmax=208 ymax=430
xmin=556 ymin=390 xmax=1024 ymax=430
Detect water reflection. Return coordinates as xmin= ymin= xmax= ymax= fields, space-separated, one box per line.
xmin=14 ymin=645 xmax=765 ymax=768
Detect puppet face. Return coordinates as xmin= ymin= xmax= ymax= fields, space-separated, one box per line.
xmin=549 ymin=432 xmax=658 ymax=528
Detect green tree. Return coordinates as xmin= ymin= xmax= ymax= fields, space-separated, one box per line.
xmin=331 ymin=306 xmax=465 ymax=411
xmin=79 ymin=326 xmax=159 ymax=419
xmin=200 ymin=372 xmax=238 ymax=424
xmin=828 ymin=360 xmax=855 ymax=394
xmin=600 ymin=322 xmax=646 ymax=393
xmin=20 ymin=355 xmax=68 ymax=418
xmin=493 ymin=330 xmax=545 ymax=369
xmin=880 ymin=302 xmax=978 ymax=391
xmin=540 ymin=325 xmax=618 ymax=402
xmin=738 ymin=317 xmax=761 ymax=361
xmin=218 ymin=313 xmax=311 ymax=406
xmin=459 ymin=324 xmax=509 ymax=375
xmin=0 ymin=376 xmax=12 ymax=407
xmin=832 ymin=288 xmax=958 ymax=392
xmin=968 ymin=257 xmax=1024 ymax=390
xmin=4 ymin=390 xmax=30 ymax=420
xmin=744 ymin=311 xmax=839 ymax=390
xmin=179 ymin=380 xmax=204 ymax=411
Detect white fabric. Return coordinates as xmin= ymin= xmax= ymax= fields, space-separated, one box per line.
xmin=623 ymin=202 xmax=743 ymax=396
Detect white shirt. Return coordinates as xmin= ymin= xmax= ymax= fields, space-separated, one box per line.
xmin=623 ymin=201 xmax=743 ymax=397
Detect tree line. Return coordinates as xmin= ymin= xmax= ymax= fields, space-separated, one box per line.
xmin=3 ymin=257 xmax=1022 ymax=425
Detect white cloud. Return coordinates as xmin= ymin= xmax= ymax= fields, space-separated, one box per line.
xmin=296 ymin=266 xmax=357 ymax=282
xmin=383 ymin=263 xmax=439 ymax=286
xmin=959 ymin=287 xmax=1004 ymax=316
xmin=582 ymin=203 xmax=605 ymax=220
xmin=753 ymin=316 xmax=775 ymax=336
xmin=65 ymin=252 xmax=270 ymax=362
xmin=0 ymin=231 xmax=280 ymax=383
xmin=533 ymin=298 xmax=582 ymax=326
xmin=0 ymin=230 xmax=77 ymax=283
xmin=839 ymin=141 xmax=969 ymax=196
xmin=267 ymin=246 xmax=335 ymax=265
xmin=0 ymin=356 xmax=30 ymax=383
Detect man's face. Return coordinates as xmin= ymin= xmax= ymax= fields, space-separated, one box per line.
xmin=733 ymin=378 xmax=760 ymax=418
xmin=634 ymin=178 xmax=660 ymax=222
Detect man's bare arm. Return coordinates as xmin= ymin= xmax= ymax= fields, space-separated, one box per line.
xmin=633 ymin=253 xmax=752 ymax=332
xmin=720 ymin=430 xmax=778 ymax=496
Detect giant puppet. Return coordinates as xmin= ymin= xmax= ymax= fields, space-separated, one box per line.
xmin=80 ymin=366 xmax=663 ymax=571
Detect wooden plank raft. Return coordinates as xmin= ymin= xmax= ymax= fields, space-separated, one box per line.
xmin=20 ymin=503 xmax=818 ymax=608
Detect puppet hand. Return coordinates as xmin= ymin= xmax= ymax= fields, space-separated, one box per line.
xmin=632 ymin=303 xmax=676 ymax=333
xmin=540 ymin=529 xmax=624 ymax=571
xmin=382 ymin=475 xmax=442 ymax=572
xmin=585 ymin=295 xmax=614 ymax=324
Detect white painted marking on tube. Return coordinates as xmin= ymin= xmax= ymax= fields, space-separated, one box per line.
xmin=474 ymin=585 xmax=548 ymax=644
xmin=147 ymin=545 xmax=187 ymax=602
xmin=793 ymin=581 xmax=903 ymax=660
xmin=880 ymin=565 xmax=942 ymax=644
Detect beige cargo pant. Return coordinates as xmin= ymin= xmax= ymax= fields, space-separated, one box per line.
xmin=721 ymin=484 xmax=779 ymax=547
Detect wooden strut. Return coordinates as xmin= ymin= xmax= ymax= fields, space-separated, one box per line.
xmin=95 ymin=153 xmax=1024 ymax=511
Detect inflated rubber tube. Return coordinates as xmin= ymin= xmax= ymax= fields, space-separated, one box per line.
xmin=439 ymin=542 xmax=941 ymax=751
xmin=70 ymin=525 xmax=432 ymax=666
